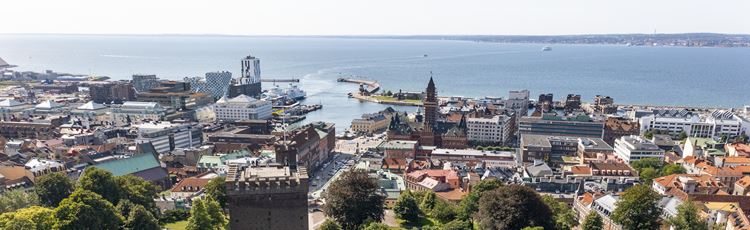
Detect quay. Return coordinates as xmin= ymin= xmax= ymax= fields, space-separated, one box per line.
xmin=337 ymin=78 xmax=380 ymax=94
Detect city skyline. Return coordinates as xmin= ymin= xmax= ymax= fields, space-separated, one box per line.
xmin=2 ymin=0 xmax=750 ymax=35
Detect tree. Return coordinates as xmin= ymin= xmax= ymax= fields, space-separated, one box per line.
xmin=661 ymin=164 xmax=686 ymax=176
xmin=477 ymin=185 xmax=554 ymax=230
xmin=34 ymin=172 xmax=74 ymax=207
xmin=420 ymin=191 xmax=436 ymax=211
xmin=361 ymin=222 xmax=389 ymax=230
xmin=630 ymin=158 xmax=663 ymax=171
xmin=582 ymin=212 xmax=603 ymax=230
xmin=430 ymin=200 xmax=457 ymax=224
xmin=678 ymin=131 xmax=688 ymax=140
xmin=204 ymin=176 xmax=227 ymax=209
xmin=611 ymin=185 xmax=662 ymax=230
xmin=0 ymin=206 xmax=55 ymax=230
xmin=205 ymin=197 xmax=228 ymax=229
xmin=318 ymin=219 xmax=342 ymax=230
xmin=542 ymin=195 xmax=577 ymax=230
xmin=0 ymin=190 xmax=39 ymax=213
xmin=640 ymin=167 xmax=659 ymax=183
xmin=116 ymin=199 xmax=136 ymax=219
xmin=457 ymin=178 xmax=503 ymax=220
xmin=116 ymin=175 xmax=158 ymax=212
xmin=78 ymin=167 xmax=120 ymax=204
xmin=393 ymin=191 xmax=420 ymax=223
xmin=53 ymin=189 xmax=123 ymax=230
xmin=159 ymin=209 xmax=190 ymax=224
xmin=323 ymin=170 xmax=385 ymax=229
xmin=644 ymin=130 xmax=655 ymax=139
xmin=442 ymin=219 xmax=473 ymax=230
xmin=125 ymin=204 xmax=160 ymax=230
xmin=186 ymin=198 xmax=212 ymax=230
xmin=667 ymin=201 xmax=707 ymax=230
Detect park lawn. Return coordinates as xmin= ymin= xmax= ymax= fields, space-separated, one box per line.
xmin=164 ymin=220 xmax=188 ymax=230
xmin=372 ymin=96 xmax=423 ymax=105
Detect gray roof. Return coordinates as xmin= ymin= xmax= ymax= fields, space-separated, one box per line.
xmin=526 ymin=161 xmax=553 ymax=177
xmin=521 ymin=134 xmax=553 ymax=148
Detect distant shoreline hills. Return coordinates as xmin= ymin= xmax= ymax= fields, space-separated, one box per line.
xmin=352 ymin=33 xmax=750 ymax=48
xmin=4 ymin=33 xmax=750 ymax=47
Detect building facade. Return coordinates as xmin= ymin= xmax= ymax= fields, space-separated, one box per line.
xmin=214 ymin=95 xmax=272 ymax=121
xmin=466 ymin=115 xmax=512 ymax=144
xmin=613 ymin=135 xmax=665 ymax=163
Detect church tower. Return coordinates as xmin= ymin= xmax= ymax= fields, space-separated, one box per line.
xmin=424 ymin=76 xmax=438 ymax=128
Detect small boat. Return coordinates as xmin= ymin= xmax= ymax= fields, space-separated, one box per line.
xmin=541 ymin=46 xmax=552 ymax=51
xmin=423 ymin=54 xmax=428 ymax=57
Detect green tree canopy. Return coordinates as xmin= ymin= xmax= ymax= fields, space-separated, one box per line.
xmin=34 ymin=172 xmax=74 ymax=207
xmin=420 ymin=191 xmax=437 ymax=211
xmin=53 ymin=189 xmax=123 ymax=230
xmin=640 ymin=167 xmax=660 ymax=183
xmin=521 ymin=227 xmax=545 ymax=230
xmin=0 ymin=206 xmax=55 ymax=230
xmin=542 ymin=195 xmax=577 ymax=230
xmin=323 ymin=170 xmax=385 ymax=229
xmin=430 ymin=200 xmax=457 ymax=224
xmin=186 ymin=198 xmax=212 ymax=230
xmin=667 ymin=201 xmax=707 ymax=230
xmin=582 ymin=212 xmax=603 ymax=230
xmin=204 ymin=176 xmax=227 ymax=209
xmin=442 ymin=219 xmax=473 ymax=230
xmin=116 ymin=174 xmax=158 ymax=212
xmin=361 ymin=222 xmax=390 ymax=230
xmin=457 ymin=178 xmax=503 ymax=220
xmin=125 ymin=204 xmax=160 ymax=230
xmin=393 ymin=191 xmax=420 ymax=223
xmin=661 ymin=164 xmax=687 ymax=176
xmin=159 ymin=209 xmax=190 ymax=224
xmin=205 ymin=197 xmax=228 ymax=229
xmin=318 ymin=219 xmax=342 ymax=230
xmin=78 ymin=167 xmax=120 ymax=204
xmin=477 ymin=185 xmax=554 ymax=230
xmin=116 ymin=199 xmax=136 ymax=219
xmin=611 ymin=184 xmax=662 ymax=230
xmin=0 ymin=189 xmax=39 ymax=213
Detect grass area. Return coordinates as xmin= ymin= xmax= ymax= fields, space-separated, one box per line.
xmin=164 ymin=220 xmax=188 ymax=230
xmin=371 ymin=95 xmax=423 ymax=105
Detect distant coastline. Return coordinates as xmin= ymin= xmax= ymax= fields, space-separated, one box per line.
xmin=3 ymin=32 xmax=749 ymax=48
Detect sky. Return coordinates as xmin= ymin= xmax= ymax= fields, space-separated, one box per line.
xmin=3 ymin=0 xmax=749 ymax=35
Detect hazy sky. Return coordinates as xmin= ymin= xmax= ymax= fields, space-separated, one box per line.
xmin=3 ymin=0 xmax=749 ymax=35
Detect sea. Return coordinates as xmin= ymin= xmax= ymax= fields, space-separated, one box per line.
xmin=1 ymin=34 xmax=749 ymax=131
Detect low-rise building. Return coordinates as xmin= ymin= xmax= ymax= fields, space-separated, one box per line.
xmin=430 ymin=148 xmax=516 ymax=168
xmin=652 ymin=174 xmax=727 ymax=195
xmin=351 ymin=112 xmax=390 ymax=134
xmin=519 ymin=114 xmax=604 ymax=139
xmin=133 ymin=122 xmax=203 ymax=154
xmin=111 ymin=101 xmax=169 ymax=124
xmin=613 ymin=135 xmax=665 ymax=163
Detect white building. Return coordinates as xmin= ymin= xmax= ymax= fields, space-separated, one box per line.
xmin=111 ymin=101 xmax=168 ymax=125
xmin=213 ymin=95 xmax=272 ymax=121
xmin=466 ymin=115 xmax=512 ymax=144
xmin=506 ymin=90 xmax=530 ymax=116
xmin=133 ymin=122 xmax=202 ymax=154
xmin=240 ymin=55 xmax=261 ymax=84
xmin=639 ymin=109 xmax=745 ymax=139
xmin=613 ymin=135 xmax=665 ymax=163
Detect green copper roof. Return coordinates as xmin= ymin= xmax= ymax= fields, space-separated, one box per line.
xmin=94 ymin=153 xmax=160 ymax=176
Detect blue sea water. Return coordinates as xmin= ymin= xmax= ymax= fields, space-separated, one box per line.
xmin=1 ymin=34 xmax=749 ymax=130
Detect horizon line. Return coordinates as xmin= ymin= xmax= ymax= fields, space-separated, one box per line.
xmin=2 ymin=32 xmax=749 ymax=37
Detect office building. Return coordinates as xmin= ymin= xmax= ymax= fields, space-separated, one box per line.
xmin=351 ymin=112 xmax=390 ymax=134
xmin=228 ymin=55 xmax=262 ymax=98
xmin=137 ymin=81 xmax=213 ymax=110
xmin=89 ymin=81 xmax=136 ymax=104
xmin=226 ymin=162 xmax=308 ymax=230
xmin=639 ymin=109 xmax=746 ymax=139
xmin=214 ymin=95 xmax=272 ymax=121
xmin=132 ymin=74 xmax=160 ymax=92
xmin=133 ymin=122 xmax=203 ymax=154
xmin=613 ymin=135 xmax=665 ymax=163
xmin=185 ymin=71 xmax=233 ymax=100
xmin=466 ymin=114 xmax=513 ymax=144
xmin=519 ymin=114 xmax=605 ymax=138
xmin=506 ymin=90 xmax=530 ymax=116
